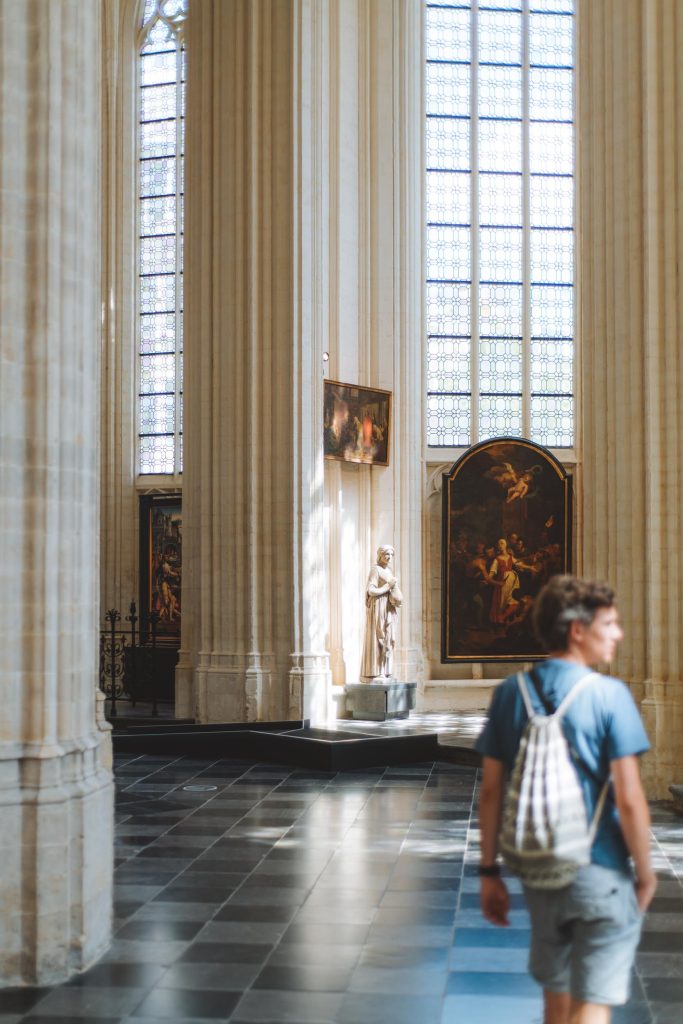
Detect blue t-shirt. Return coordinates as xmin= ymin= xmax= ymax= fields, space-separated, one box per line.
xmin=475 ymin=658 xmax=650 ymax=873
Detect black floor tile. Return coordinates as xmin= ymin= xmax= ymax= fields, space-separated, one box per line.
xmin=0 ymin=989 xmax=49 ymax=1014
xmin=116 ymin=919 xmax=204 ymax=941
xmin=213 ymin=904 xmax=297 ymax=923
xmin=64 ymin=963 xmax=165 ymax=987
xmin=179 ymin=942 xmax=274 ymax=964
xmin=252 ymin=964 xmax=352 ymax=992
xmin=130 ymin=987 xmax=240 ymax=1018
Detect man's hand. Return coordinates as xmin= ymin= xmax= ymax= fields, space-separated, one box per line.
xmin=480 ymin=876 xmax=510 ymax=926
xmin=635 ymin=870 xmax=657 ymax=913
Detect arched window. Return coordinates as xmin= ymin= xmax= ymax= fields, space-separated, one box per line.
xmin=425 ymin=0 xmax=574 ymax=450
xmin=137 ymin=0 xmax=187 ymax=475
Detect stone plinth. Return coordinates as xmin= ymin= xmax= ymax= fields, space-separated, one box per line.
xmin=344 ymin=682 xmax=417 ymax=721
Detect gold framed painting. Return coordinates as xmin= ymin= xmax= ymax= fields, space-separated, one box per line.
xmin=323 ymin=379 xmax=391 ymax=466
xmin=442 ymin=438 xmax=572 ymax=662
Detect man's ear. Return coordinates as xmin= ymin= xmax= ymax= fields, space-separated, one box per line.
xmin=567 ymin=618 xmax=585 ymax=647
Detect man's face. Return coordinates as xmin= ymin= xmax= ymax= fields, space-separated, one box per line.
xmin=575 ymin=606 xmax=624 ymax=665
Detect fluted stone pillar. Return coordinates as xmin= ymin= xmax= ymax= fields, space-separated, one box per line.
xmin=177 ymin=0 xmax=332 ymax=723
xmin=0 ymin=1 xmax=113 ymax=986
xmin=578 ymin=0 xmax=683 ymax=798
xmin=323 ymin=0 xmax=426 ymax=691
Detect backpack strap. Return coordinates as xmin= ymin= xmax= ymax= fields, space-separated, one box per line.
xmin=515 ymin=671 xmax=536 ymax=719
xmin=553 ymin=671 xmax=602 ymax=718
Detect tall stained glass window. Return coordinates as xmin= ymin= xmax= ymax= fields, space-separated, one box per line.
xmin=137 ymin=0 xmax=187 ymax=475
xmin=426 ymin=1 xmax=574 ymax=449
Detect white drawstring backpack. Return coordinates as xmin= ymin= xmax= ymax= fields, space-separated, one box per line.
xmin=499 ymin=671 xmax=610 ymax=890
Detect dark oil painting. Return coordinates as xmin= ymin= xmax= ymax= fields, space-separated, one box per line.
xmin=324 ymin=379 xmax=391 ymax=466
xmin=442 ymin=438 xmax=572 ymax=662
xmin=139 ymin=495 xmax=182 ymax=641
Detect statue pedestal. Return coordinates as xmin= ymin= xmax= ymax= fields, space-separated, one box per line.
xmin=344 ymin=682 xmax=417 ymax=721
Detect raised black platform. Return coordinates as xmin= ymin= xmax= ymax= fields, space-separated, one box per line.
xmin=112 ymin=721 xmax=440 ymax=771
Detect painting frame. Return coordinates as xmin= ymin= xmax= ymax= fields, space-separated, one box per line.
xmin=441 ymin=437 xmax=572 ymax=663
xmin=139 ymin=494 xmax=182 ymax=644
xmin=323 ymin=379 xmax=392 ymax=467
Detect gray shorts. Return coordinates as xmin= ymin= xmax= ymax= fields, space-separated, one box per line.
xmin=523 ymin=863 xmax=643 ymax=1005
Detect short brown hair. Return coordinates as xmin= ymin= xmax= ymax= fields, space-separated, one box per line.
xmin=532 ymin=575 xmax=616 ymax=653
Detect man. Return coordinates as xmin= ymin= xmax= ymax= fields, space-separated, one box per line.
xmin=475 ymin=575 xmax=656 ymax=1024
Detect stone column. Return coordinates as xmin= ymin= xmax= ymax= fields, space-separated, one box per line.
xmin=578 ymin=0 xmax=683 ymax=797
xmin=325 ymin=0 xmax=426 ymax=690
xmin=0 ymin=0 xmax=113 ymax=986
xmin=178 ymin=0 xmax=331 ymax=723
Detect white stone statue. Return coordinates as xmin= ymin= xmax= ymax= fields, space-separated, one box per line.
xmin=360 ymin=544 xmax=403 ymax=682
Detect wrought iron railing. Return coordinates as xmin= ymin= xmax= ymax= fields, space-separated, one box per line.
xmin=99 ymin=601 xmax=177 ymax=717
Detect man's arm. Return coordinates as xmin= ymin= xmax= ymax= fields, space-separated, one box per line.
xmin=478 ymin=756 xmax=510 ymax=926
xmin=611 ymin=754 xmax=657 ymax=912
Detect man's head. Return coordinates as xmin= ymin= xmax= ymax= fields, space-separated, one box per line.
xmin=532 ymin=575 xmax=621 ymax=660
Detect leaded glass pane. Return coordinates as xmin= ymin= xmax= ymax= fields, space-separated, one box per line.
xmin=427 ymin=225 xmax=471 ymax=281
xmin=139 ymin=435 xmax=175 ymax=475
xmin=479 ymin=0 xmax=522 ymax=8
xmin=529 ymin=67 xmax=573 ymax=121
xmin=529 ymin=13 xmax=573 ymax=67
xmin=140 ymin=118 xmax=175 ymax=159
xmin=530 ymin=285 xmax=573 ymax=337
xmin=480 ymin=284 xmax=523 ymax=336
xmin=530 ymin=174 xmax=573 ymax=227
xmin=427 ymin=337 xmax=470 ymax=393
xmin=479 ymin=173 xmax=522 ymax=226
xmin=426 ymin=117 xmax=470 ymax=171
xmin=427 ymin=394 xmax=471 ymax=447
xmin=140 ymin=83 xmax=176 ymax=122
xmin=478 ymin=65 xmax=522 ymax=120
xmin=425 ymin=7 xmax=470 ymax=62
xmin=530 ymin=228 xmax=573 ymax=285
xmin=479 ymin=119 xmax=522 ymax=172
xmin=529 ymin=121 xmax=573 ymax=175
xmin=530 ymin=1 xmax=574 ymax=12
xmin=426 ymin=171 xmax=470 ymax=225
xmin=531 ymin=339 xmax=574 ymax=393
xmin=480 ymin=227 xmax=523 ymax=283
xmin=478 ymin=10 xmax=522 ymax=65
xmin=427 ymin=282 xmax=471 ymax=335
xmin=140 ymin=353 xmax=176 ymax=394
xmin=140 ymin=274 xmax=175 ymax=313
xmin=140 ymin=313 xmax=176 ymax=353
xmin=426 ymin=62 xmax=470 ymax=118
xmin=140 ymin=157 xmax=176 ymax=197
xmin=479 ymin=338 xmax=522 ymax=393
xmin=140 ymin=394 xmax=175 ymax=434
xmin=140 ymin=49 xmax=176 ymax=87
xmin=140 ymin=235 xmax=176 ymax=275
xmin=140 ymin=196 xmax=176 ymax=236
xmin=530 ymin=395 xmax=574 ymax=448
xmin=479 ymin=395 xmax=523 ymax=439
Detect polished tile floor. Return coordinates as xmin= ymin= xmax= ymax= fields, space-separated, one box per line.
xmin=2 ymin=750 xmax=682 ymax=1024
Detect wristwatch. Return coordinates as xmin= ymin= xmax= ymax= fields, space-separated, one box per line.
xmin=478 ymin=863 xmax=502 ymax=877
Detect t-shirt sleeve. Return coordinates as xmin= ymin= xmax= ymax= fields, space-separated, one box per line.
xmin=474 ymin=685 xmax=506 ymax=761
xmin=604 ymin=680 xmax=651 ymax=761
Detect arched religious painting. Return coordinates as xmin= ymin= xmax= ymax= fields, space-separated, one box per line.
xmin=442 ymin=438 xmax=572 ymax=662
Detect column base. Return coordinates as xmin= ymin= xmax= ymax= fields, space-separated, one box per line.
xmin=0 ymin=740 xmax=113 ymax=988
